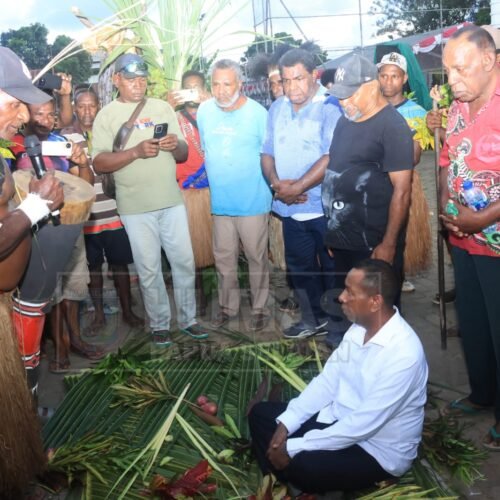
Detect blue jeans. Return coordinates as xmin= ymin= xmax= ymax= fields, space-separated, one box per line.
xmin=282 ymin=216 xmax=335 ymax=326
xmin=121 ymin=205 xmax=196 ymax=331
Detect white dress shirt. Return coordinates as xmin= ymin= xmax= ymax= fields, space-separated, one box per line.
xmin=278 ymin=309 xmax=428 ymax=477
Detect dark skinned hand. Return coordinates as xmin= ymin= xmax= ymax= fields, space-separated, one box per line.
xmin=266 ymin=422 xmax=291 ymax=470
xmin=440 ymin=202 xmax=489 ymax=238
xmin=29 ymin=171 xmax=64 ymax=210
xmin=157 ymin=133 xmax=179 ymax=152
xmin=273 ymin=179 xmax=307 ymax=205
xmin=371 ymin=241 xmax=396 ymax=264
xmin=134 ymin=139 xmax=161 ymax=159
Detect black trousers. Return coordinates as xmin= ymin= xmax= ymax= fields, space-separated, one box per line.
xmin=282 ymin=216 xmax=336 ymax=326
xmin=248 ymin=402 xmax=395 ymax=494
xmin=452 ymin=247 xmax=500 ymax=421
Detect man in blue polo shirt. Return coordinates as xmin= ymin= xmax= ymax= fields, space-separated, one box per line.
xmin=262 ymin=48 xmax=342 ymax=339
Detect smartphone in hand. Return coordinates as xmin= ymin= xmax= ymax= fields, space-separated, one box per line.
xmin=41 ymin=140 xmax=73 ymax=157
xmin=175 ymin=88 xmax=200 ymax=103
xmin=153 ymin=123 xmax=168 ymax=140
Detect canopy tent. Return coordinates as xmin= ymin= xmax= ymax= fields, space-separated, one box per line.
xmin=409 ymin=22 xmax=473 ymax=75
xmin=321 ymin=23 xmax=472 ymax=92
xmin=412 ymin=22 xmax=472 ymax=54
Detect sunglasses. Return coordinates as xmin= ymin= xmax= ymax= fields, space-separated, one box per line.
xmin=119 ymin=62 xmax=149 ymax=75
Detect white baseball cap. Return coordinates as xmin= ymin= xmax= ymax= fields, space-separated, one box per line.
xmin=377 ymin=52 xmax=408 ymax=74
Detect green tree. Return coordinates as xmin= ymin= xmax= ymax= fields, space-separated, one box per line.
xmin=244 ymin=32 xmax=302 ymax=59
xmin=369 ymin=0 xmax=491 ymax=37
xmin=51 ymin=35 xmax=92 ymax=85
xmin=0 ymin=23 xmax=51 ymax=69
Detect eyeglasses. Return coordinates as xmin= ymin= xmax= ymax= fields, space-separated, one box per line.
xmin=119 ymin=62 xmax=148 ymax=75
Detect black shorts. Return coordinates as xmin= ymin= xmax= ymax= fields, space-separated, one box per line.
xmin=85 ymin=228 xmax=134 ymax=267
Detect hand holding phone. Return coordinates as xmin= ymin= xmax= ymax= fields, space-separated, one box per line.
xmin=153 ymin=123 xmax=169 ymax=140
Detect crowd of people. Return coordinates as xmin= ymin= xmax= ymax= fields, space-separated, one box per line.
xmin=0 ymin=22 xmax=499 ymax=497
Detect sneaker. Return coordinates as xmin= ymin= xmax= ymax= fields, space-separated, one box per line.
xmin=432 ymin=289 xmax=456 ymax=305
xmin=249 ymin=313 xmax=269 ymax=332
xmin=152 ymin=330 xmax=172 ymax=346
xmin=401 ymin=279 xmax=416 ymax=293
xmin=210 ymin=312 xmax=231 ymax=329
xmin=283 ymin=320 xmax=328 ymax=339
xmin=180 ymin=323 xmax=209 ymax=339
xmin=279 ymin=297 xmax=299 ymax=313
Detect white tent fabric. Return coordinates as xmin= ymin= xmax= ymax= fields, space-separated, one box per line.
xmin=412 ymin=22 xmax=472 ymax=54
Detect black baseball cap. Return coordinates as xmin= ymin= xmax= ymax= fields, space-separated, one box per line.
xmin=0 ymin=47 xmax=51 ymax=104
xmin=328 ymin=54 xmax=378 ymax=100
xmin=114 ymin=53 xmax=149 ymax=78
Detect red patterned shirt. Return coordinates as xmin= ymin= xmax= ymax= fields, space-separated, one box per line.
xmin=439 ymin=76 xmax=500 ymax=257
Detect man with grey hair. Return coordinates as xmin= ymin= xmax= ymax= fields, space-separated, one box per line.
xmin=197 ymin=59 xmax=272 ymax=331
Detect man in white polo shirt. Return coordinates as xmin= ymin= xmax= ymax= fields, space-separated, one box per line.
xmin=249 ymin=259 xmax=428 ymax=494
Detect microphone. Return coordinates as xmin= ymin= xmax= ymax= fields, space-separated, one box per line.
xmin=24 ymin=134 xmax=61 ymax=226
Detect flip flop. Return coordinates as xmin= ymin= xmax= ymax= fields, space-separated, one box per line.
xmin=441 ymin=398 xmax=490 ymax=417
xmin=483 ymin=426 xmax=500 ymax=451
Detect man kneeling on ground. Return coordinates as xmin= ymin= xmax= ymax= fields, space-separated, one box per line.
xmin=249 ymin=259 xmax=428 ymax=494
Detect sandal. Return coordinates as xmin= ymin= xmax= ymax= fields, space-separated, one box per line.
xmin=441 ymin=398 xmax=490 ymax=417
xmin=49 ymin=358 xmax=70 ymax=374
xmin=483 ymin=425 xmax=500 ymax=451
xmin=70 ymin=340 xmax=105 ymax=360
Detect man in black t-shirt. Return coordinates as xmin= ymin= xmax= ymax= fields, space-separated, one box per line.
xmin=321 ymin=54 xmax=414 ymax=310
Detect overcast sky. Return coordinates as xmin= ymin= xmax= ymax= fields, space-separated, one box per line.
xmin=0 ymin=0 xmax=389 ymax=61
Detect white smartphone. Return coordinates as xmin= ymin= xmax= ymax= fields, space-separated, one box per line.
xmin=41 ymin=141 xmax=73 ymax=157
xmin=175 ymin=88 xmax=200 ymax=102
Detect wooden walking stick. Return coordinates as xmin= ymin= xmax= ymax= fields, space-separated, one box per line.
xmin=432 ymin=100 xmax=448 ymax=350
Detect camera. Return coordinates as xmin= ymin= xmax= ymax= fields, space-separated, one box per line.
xmin=35 ymin=74 xmax=62 ymax=91
xmin=41 ymin=141 xmax=73 ymax=157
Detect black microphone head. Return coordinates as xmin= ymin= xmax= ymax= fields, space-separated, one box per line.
xmin=25 ymin=135 xmax=42 ymax=156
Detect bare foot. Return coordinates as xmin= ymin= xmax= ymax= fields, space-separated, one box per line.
xmin=84 ymin=317 xmax=107 ymax=338
xmin=123 ymin=311 xmax=144 ymax=328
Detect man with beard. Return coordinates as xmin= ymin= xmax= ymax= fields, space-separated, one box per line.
xmin=197 ymin=59 xmax=272 ymax=332
xmin=322 ymin=54 xmax=414 ymax=309
xmin=249 ymin=259 xmax=428 ymax=494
